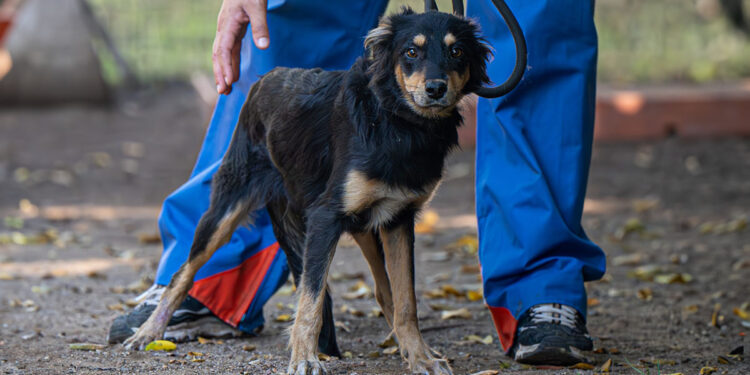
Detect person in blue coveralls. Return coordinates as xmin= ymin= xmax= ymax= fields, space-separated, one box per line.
xmin=108 ymin=0 xmax=605 ymax=366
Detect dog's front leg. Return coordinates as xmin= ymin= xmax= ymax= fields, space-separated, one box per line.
xmin=380 ymin=216 xmax=452 ymax=375
xmin=287 ymin=207 xmax=341 ymax=375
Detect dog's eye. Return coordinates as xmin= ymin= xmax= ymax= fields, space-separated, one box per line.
xmin=405 ymin=48 xmax=418 ymax=59
xmin=450 ymin=47 xmax=463 ymax=58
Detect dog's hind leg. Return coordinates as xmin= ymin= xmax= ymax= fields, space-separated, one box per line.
xmin=124 ymin=120 xmax=283 ymax=350
xmin=267 ymin=201 xmax=341 ymax=357
xmin=286 ymin=205 xmax=342 ymax=375
xmin=351 ymin=231 xmax=394 ymax=329
xmin=380 ymin=215 xmax=452 ymax=375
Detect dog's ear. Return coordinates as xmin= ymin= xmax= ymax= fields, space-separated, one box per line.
xmin=364 ymin=16 xmax=395 ymax=84
xmin=364 ymin=18 xmax=393 ymax=59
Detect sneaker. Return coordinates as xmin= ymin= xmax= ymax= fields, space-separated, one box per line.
xmin=510 ymin=303 xmax=593 ymax=366
xmin=107 ymin=284 xmax=245 ymax=344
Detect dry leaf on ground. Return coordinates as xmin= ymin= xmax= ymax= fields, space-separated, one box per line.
xmin=144 ymin=340 xmax=176 ymax=352
xmin=441 ymin=308 xmax=472 ymax=320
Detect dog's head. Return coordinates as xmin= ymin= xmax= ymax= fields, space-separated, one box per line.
xmin=365 ymin=8 xmax=492 ymax=119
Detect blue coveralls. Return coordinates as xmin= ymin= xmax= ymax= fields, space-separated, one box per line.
xmin=155 ymin=0 xmax=605 ymax=352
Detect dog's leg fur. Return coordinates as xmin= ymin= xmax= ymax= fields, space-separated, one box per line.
xmin=287 ymin=206 xmax=341 ymax=375
xmin=267 ymin=200 xmax=341 ymax=357
xmin=124 ymin=114 xmax=283 ymax=350
xmin=380 ymin=214 xmax=452 ymax=375
xmin=351 ymin=231 xmax=395 ymax=329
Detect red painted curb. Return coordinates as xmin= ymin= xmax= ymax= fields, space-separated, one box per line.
xmin=457 ymin=83 xmax=750 ymax=147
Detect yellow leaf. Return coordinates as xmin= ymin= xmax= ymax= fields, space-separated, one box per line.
xmin=275 ymin=314 xmax=293 ymax=322
xmin=424 ymin=289 xmax=447 ymax=299
xmin=415 ymin=210 xmax=440 ymax=234
xmin=467 ymin=290 xmax=483 ymax=302
xmin=569 ymin=362 xmax=595 ymax=370
xmin=318 ymin=353 xmax=331 ymax=361
xmin=441 ymin=308 xmax=472 ymax=320
xmin=600 ymin=358 xmax=613 ymax=372
xmin=733 ymin=307 xmax=750 ymax=320
xmin=654 ymin=273 xmax=693 ymax=284
xmin=447 ymin=235 xmax=479 ymax=254
xmin=587 ymin=298 xmax=600 ymax=306
xmin=191 ymin=358 xmax=205 ymax=363
xmin=187 ymin=351 xmax=203 ymax=356
xmin=382 ymin=346 xmax=399 ymax=355
xmin=717 ymin=355 xmax=730 ymax=364
xmin=441 ymin=284 xmax=463 ymax=297
xmin=637 ymin=288 xmax=653 ymax=301
xmin=197 ymin=336 xmax=210 ymax=344
xmin=144 ymin=340 xmax=176 ymax=352
xmin=242 ymin=345 xmax=256 ymax=352
xmin=342 ymin=351 xmax=353 ymax=359
xmin=379 ymin=335 xmax=397 ymax=348
xmin=711 ymin=303 xmax=721 ymax=328
xmin=700 ymin=367 xmax=717 ymax=375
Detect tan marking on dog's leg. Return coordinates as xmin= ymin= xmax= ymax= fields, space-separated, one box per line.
xmin=380 ymin=225 xmax=452 ymax=374
xmin=287 ymin=282 xmax=327 ymax=374
xmin=124 ymin=204 xmax=248 ymax=350
xmin=413 ymin=33 xmax=427 ymax=47
xmin=443 ymin=32 xmax=456 ymax=46
xmin=352 ymin=232 xmax=394 ymax=329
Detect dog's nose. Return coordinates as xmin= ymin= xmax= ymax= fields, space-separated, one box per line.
xmin=425 ymin=80 xmax=447 ymax=99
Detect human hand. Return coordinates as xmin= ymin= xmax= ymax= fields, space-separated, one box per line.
xmin=213 ymin=0 xmax=269 ymax=94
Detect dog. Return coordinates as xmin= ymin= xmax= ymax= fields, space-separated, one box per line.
xmin=123 ymin=8 xmax=491 ymax=375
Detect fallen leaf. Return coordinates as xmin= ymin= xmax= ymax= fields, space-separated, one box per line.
xmin=700 ymin=366 xmax=717 ymax=374
xmin=446 ymin=234 xmax=479 ymax=254
xmin=612 ymin=253 xmax=643 ymax=267
xmin=340 ymin=305 xmax=364 ymax=317
xmin=588 ymin=298 xmax=601 ymax=307
xmin=637 ymin=288 xmax=653 ymax=301
xmin=629 ymin=265 xmax=664 ymax=282
xmin=242 ymin=345 xmax=256 ymax=352
xmin=600 ymin=358 xmax=613 ymax=372
xmin=429 ymin=303 xmax=454 ymax=311
xmin=188 ymin=351 xmax=204 ymax=356
xmin=640 ymin=358 xmax=676 ymax=366
xmin=368 ymin=307 xmax=383 ymax=318
xmin=318 ymin=353 xmax=331 ymax=361
xmin=614 ymin=218 xmax=645 ymax=240
xmin=424 ymin=289 xmax=447 ymax=299
xmin=415 ymin=210 xmax=439 ymax=234
xmin=191 ymin=358 xmax=205 ymax=363
xmin=275 ymin=314 xmax=293 ymax=322
xmin=342 ymin=351 xmax=353 ymax=359
xmin=382 ymin=346 xmax=399 ymax=355
xmin=733 ymin=307 xmax=750 ymax=320
xmin=654 ymin=273 xmax=693 ymax=284
xmin=137 ymin=232 xmax=161 ymax=244
xmin=463 ymin=334 xmax=493 ymax=345
xmin=711 ymin=303 xmax=721 ymax=328
xmin=466 ymin=290 xmax=483 ymax=302
xmin=569 ymin=362 xmax=595 ymax=370
xmin=69 ymin=343 xmax=106 ymax=351
xmin=441 ymin=308 xmax=472 ymax=320
xmin=122 ymin=141 xmax=145 ymax=158
xmin=144 ymin=340 xmax=176 ymax=352
xmin=717 ymin=355 xmax=730 ymax=364
xmin=106 ymin=303 xmax=124 ymax=311
xmin=379 ymin=335 xmax=398 ymax=348
xmin=334 ymin=321 xmax=351 ymax=333
xmin=461 ymin=264 xmax=480 ymax=274
xmin=89 ymin=152 xmax=112 ymax=168
xmin=441 ymin=284 xmax=463 ymax=297
xmin=342 ymin=280 xmax=372 ymax=300
xmin=469 ymin=371 xmax=498 ymax=375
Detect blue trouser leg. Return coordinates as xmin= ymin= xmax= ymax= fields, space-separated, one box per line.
xmin=468 ymin=0 xmax=606 ymax=352
xmin=156 ymin=0 xmax=387 ymax=333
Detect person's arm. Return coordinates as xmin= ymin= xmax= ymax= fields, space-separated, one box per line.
xmin=213 ymin=0 xmax=270 ymax=94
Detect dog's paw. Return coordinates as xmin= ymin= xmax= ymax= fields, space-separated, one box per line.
xmin=122 ymin=327 xmax=161 ymax=351
xmin=286 ymin=359 xmax=327 ymax=375
xmin=411 ymin=357 xmax=452 ymax=375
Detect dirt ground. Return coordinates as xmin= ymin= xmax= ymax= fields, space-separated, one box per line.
xmin=0 ymin=86 xmax=748 ymax=375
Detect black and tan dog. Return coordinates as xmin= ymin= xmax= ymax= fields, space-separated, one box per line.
xmin=124 ymin=8 xmax=491 ymax=375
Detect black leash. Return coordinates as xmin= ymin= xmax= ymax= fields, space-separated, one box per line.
xmin=424 ymin=0 xmax=527 ymax=98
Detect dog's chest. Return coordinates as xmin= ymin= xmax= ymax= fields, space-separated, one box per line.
xmin=342 ymin=170 xmax=436 ymax=228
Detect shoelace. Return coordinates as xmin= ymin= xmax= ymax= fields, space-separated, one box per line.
xmin=528 ymin=304 xmax=578 ymax=329
xmin=134 ymin=284 xmax=164 ymax=306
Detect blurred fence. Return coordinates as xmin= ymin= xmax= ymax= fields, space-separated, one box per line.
xmin=83 ymin=0 xmax=750 ymax=85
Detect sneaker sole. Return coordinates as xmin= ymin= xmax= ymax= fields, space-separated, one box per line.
xmin=514 ymin=343 xmax=587 ymax=366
